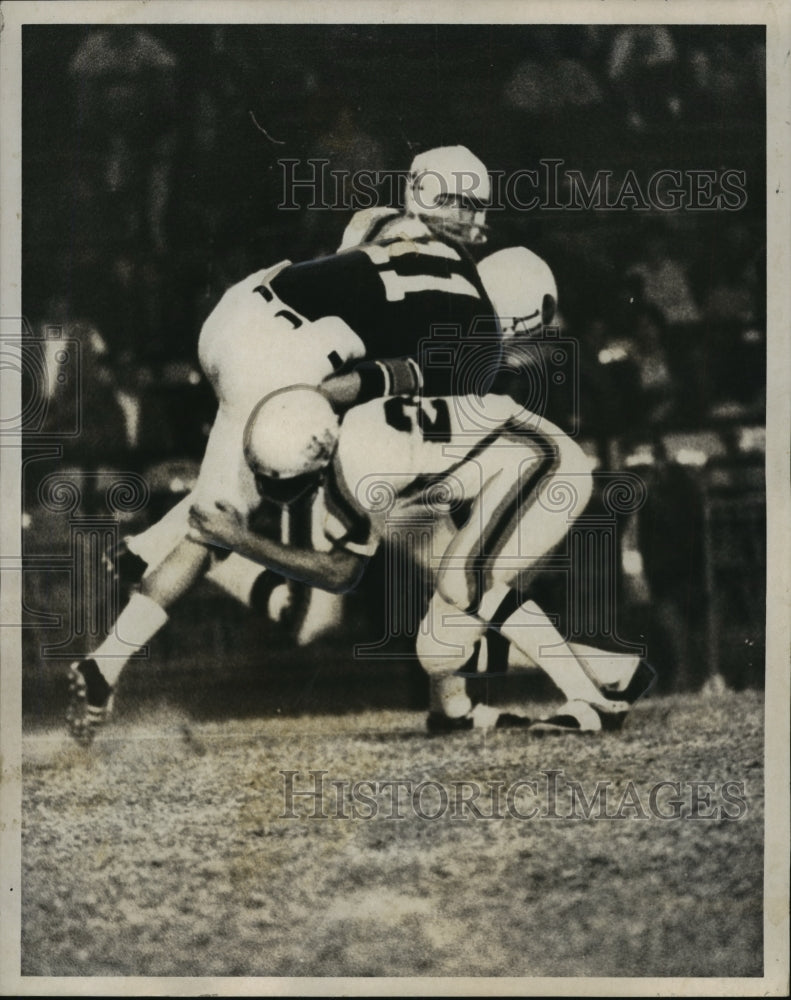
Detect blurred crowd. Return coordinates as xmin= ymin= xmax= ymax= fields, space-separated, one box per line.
xmin=503 ymin=24 xmax=764 ymax=131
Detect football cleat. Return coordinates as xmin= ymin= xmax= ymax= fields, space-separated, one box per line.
xmin=529 ymin=700 xmax=627 ymax=735
xmin=426 ymin=704 xmax=532 ymax=734
xmin=603 ymin=657 xmax=656 ymax=706
xmin=66 ymin=658 xmax=114 ymax=746
xmin=494 ymin=711 xmax=533 ymax=730
xmin=426 ymin=711 xmax=475 ymax=735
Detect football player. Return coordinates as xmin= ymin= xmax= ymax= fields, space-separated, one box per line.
xmin=338 ymin=144 xmax=490 ymax=250
xmin=190 ymin=381 xmax=650 ymax=734
xmin=66 ymin=145 xmax=502 ymax=744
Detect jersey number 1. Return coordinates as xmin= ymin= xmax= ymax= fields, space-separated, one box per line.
xmin=359 ymin=243 xmax=479 ymax=302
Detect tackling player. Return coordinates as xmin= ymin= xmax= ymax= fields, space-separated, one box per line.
xmin=190 ymin=381 xmax=650 ymax=735
xmin=337 ymin=144 xmax=489 ymax=250
xmin=67 ymin=146 xmax=502 ymax=744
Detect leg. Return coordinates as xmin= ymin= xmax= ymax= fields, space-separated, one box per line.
xmin=492 ymin=592 xmax=633 ymax=713
xmin=141 ymin=536 xmax=212 ymax=608
xmin=66 ymin=537 xmax=213 ymax=746
xmin=416 ymin=591 xmax=482 ymax=719
xmin=125 ymin=494 xmax=193 ymax=571
xmin=484 ymin=628 xmax=644 ymax=691
xmin=415 ymin=592 xmax=531 ymax=732
xmin=204 ymin=491 xmax=346 ymax=645
xmin=416 ymin=592 xmax=498 ymax=731
xmin=206 ymin=553 xmax=306 ymax=632
xmin=436 ymin=427 xmax=638 ymax=730
xmin=67 ymin=398 xmax=257 ymax=744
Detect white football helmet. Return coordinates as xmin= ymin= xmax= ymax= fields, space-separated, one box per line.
xmin=477 ymin=247 xmax=558 ymax=337
xmin=404 ymin=145 xmax=490 ymax=245
xmin=243 ymin=385 xmax=340 ymax=504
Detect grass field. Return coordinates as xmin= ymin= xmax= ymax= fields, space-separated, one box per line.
xmin=22 ymin=686 xmax=764 ymax=979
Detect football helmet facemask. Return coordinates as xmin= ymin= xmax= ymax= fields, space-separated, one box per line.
xmin=404 ymin=145 xmax=490 ymax=245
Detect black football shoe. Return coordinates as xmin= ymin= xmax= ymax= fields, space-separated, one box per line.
xmin=603 ymin=657 xmax=656 ymax=705
xmin=66 ymin=658 xmax=114 ymax=746
xmin=427 ymin=704 xmax=532 ymax=733
xmin=529 ymin=699 xmax=627 ymax=735
xmin=426 ymin=711 xmax=475 ymax=735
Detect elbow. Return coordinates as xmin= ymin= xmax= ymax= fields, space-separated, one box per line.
xmin=324 ymin=553 xmax=366 ymax=594
xmin=325 ymin=572 xmax=361 ymax=595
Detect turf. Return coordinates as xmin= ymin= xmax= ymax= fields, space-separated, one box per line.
xmin=21 ymin=688 xmax=763 ymax=978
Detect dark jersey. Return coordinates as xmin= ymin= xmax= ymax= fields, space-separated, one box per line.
xmin=270 ymin=236 xmax=501 ymax=397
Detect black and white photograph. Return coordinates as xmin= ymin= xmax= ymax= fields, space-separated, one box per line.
xmin=1 ymin=1 xmax=789 ymax=994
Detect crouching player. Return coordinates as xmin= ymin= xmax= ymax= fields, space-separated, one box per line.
xmin=189 ymin=384 xmax=650 ymax=733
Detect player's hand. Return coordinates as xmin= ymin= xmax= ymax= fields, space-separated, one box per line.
xmin=319 ymin=371 xmax=362 ymax=412
xmin=188 ymin=500 xmax=245 ymax=550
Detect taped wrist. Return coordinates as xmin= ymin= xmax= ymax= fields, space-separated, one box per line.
xmin=385 ymin=357 xmax=423 ymax=396
xmin=354 ymin=358 xmax=423 ymax=403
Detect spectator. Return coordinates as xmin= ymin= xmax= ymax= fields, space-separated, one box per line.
xmin=686 ymin=36 xmax=748 ymax=121
xmin=701 ymin=259 xmax=758 ymax=327
xmin=317 ymin=103 xmax=386 ymax=213
xmin=36 ymin=296 xmax=129 ymax=464
xmin=587 ymin=276 xmax=680 ymax=438
xmin=606 ymin=26 xmax=680 ymax=129
xmin=504 ymin=28 xmax=604 ymax=117
xmin=696 ymin=223 xmax=761 ymax=327
xmin=626 ymin=226 xmax=700 ymax=326
xmin=309 ymin=106 xmax=386 ymax=250
xmin=68 ymin=28 xmax=179 ymax=253
xmin=636 ymin=443 xmax=707 ymax=690
xmin=88 ymin=254 xmax=161 ymax=362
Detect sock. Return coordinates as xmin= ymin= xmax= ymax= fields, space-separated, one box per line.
xmin=90 ymin=592 xmax=169 ymax=687
xmin=499 ymin=600 xmax=628 ymax=711
xmin=567 ymin=644 xmax=640 ymax=690
xmin=504 ymin=638 xmax=639 ymax=688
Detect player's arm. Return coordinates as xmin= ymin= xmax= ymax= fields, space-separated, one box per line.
xmin=187 ymin=500 xmax=366 ymax=593
xmin=320 ymin=357 xmax=423 ymax=412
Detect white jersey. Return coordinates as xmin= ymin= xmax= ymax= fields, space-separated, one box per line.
xmin=133 ymin=264 xmax=369 ymax=569
xmin=187 ymin=264 xmax=368 ymax=518
xmin=198 ymin=262 xmax=366 ymax=412
xmin=322 ymin=392 xmax=593 ymax=612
